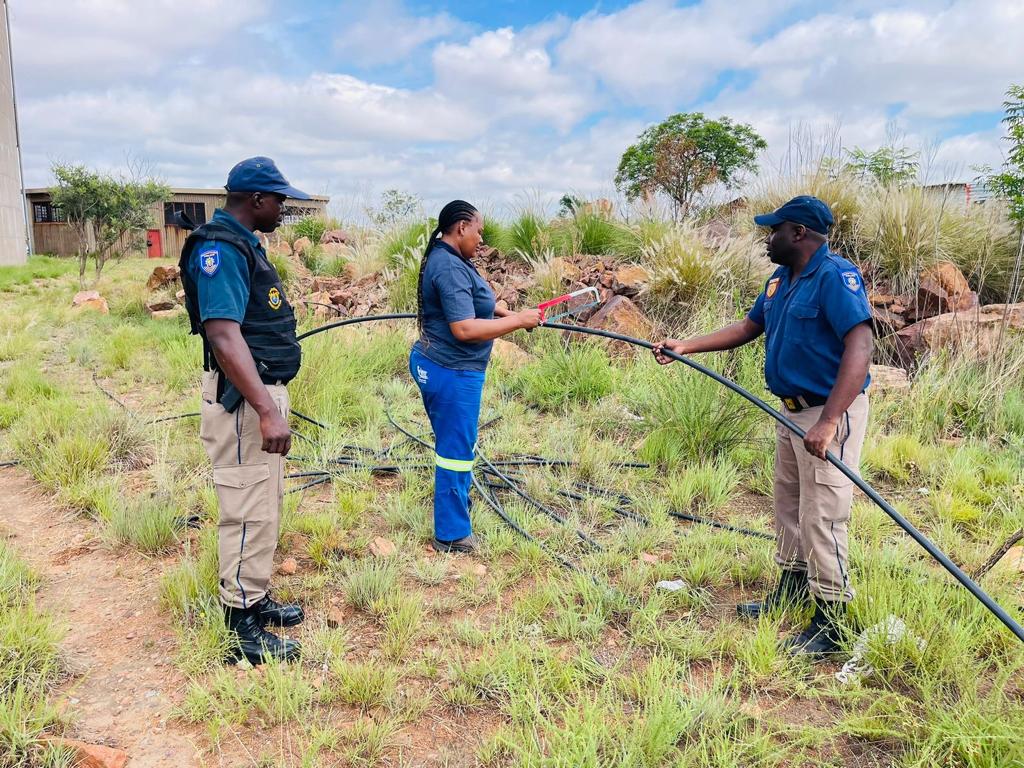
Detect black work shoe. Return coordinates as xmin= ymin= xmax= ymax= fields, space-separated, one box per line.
xmin=431 ymin=534 xmax=479 ymax=553
xmin=737 ymin=569 xmax=809 ymax=619
xmin=224 ymin=604 xmax=301 ymax=665
xmin=254 ymin=593 xmax=305 ymax=628
xmin=786 ymin=599 xmax=846 ymax=658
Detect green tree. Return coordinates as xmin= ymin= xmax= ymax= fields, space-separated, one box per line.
xmin=366 ymin=189 xmax=421 ymax=229
xmin=842 ymin=145 xmax=920 ymax=187
xmin=50 ymin=162 xmax=169 ymax=285
xmin=615 ymin=113 xmax=766 ymax=219
xmin=987 ymin=84 xmax=1024 ymax=230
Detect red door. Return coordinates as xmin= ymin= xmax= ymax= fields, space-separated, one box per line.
xmin=147 ymin=229 xmax=162 ymax=258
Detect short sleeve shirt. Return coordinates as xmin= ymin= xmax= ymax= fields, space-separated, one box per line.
xmin=186 ymin=208 xmax=261 ymax=323
xmin=747 ymin=243 xmax=872 ymax=399
xmin=412 ymin=241 xmax=496 ymax=371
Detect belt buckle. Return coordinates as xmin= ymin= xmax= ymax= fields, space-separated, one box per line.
xmin=783 ymin=397 xmax=800 ymax=412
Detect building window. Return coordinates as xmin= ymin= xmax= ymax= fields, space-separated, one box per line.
xmin=164 ymin=202 xmax=208 ymax=228
xmin=32 ymin=202 xmax=65 ymax=223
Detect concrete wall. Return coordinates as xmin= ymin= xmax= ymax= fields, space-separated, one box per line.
xmin=0 ymin=0 xmax=27 ymax=266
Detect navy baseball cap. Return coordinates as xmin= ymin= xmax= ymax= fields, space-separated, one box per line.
xmin=225 ymin=156 xmax=311 ymax=200
xmin=753 ymin=195 xmax=833 ymax=235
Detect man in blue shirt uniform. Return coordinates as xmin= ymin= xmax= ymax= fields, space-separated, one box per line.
xmin=654 ymin=196 xmax=873 ymax=656
xmin=179 ymin=157 xmax=310 ymax=664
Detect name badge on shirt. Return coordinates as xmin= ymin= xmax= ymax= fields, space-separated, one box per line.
xmin=199 ymin=249 xmax=220 ymax=277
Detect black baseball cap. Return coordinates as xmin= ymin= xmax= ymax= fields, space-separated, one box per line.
xmin=225 ymin=156 xmax=311 ymax=200
xmin=754 ymin=195 xmax=833 ymax=235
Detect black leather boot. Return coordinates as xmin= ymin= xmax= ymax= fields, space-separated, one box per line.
xmin=254 ymin=593 xmax=305 ymax=628
xmin=786 ymin=598 xmax=846 ymax=657
xmin=736 ymin=569 xmax=809 ymax=619
xmin=224 ymin=604 xmax=301 ymax=665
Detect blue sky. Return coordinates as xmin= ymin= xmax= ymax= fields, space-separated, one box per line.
xmin=10 ymin=0 xmax=1022 ymax=218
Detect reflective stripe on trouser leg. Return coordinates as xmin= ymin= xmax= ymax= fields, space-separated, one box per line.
xmin=410 ymin=349 xmax=485 ymax=542
xmin=199 ymin=371 xmax=288 ymax=609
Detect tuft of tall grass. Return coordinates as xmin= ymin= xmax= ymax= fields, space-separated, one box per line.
xmin=643 ymin=222 xmax=766 ymax=315
xmin=510 ymin=341 xmax=616 ymax=411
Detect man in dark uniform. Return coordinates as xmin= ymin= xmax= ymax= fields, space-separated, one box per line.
xmin=179 ymin=157 xmax=309 ymax=664
xmin=654 ymin=196 xmax=873 ymax=656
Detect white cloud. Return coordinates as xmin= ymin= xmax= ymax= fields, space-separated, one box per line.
xmin=557 ymin=0 xmax=796 ymax=105
xmin=433 ymin=27 xmax=593 ymax=131
xmin=9 ymin=0 xmax=271 ymax=92
xmin=333 ymin=0 xmax=471 ymax=67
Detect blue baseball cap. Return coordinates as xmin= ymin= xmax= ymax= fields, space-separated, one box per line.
xmin=225 ymin=156 xmax=311 ymax=200
xmin=753 ymin=195 xmax=833 ymax=235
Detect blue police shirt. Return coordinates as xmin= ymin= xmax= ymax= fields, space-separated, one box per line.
xmin=747 ymin=243 xmax=872 ymax=399
xmin=412 ymin=241 xmax=496 ymax=371
xmin=187 ymin=208 xmax=258 ymax=323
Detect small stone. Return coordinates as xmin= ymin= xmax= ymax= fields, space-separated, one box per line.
xmin=38 ymin=738 xmax=128 ymax=768
xmin=990 ymin=545 xmax=1024 ymax=577
xmin=326 ymin=607 xmax=346 ymax=628
xmin=369 ymin=536 xmax=397 ymax=558
xmin=470 ymin=563 xmax=487 ymax=577
xmin=72 ymin=290 xmax=109 ymax=314
xmin=639 ymin=553 xmax=659 ymax=565
xmin=150 ymin=308 xmax=183 ymax=320
xmin=656 ymin=579 xmax=688 ymax=592
xmin=278 ymin=557 xmax=298 ymax=575
xmin=145 ymin=300 xmax=176 ymax=313
xmin=146 ymin=265 xmax=181 ymax=291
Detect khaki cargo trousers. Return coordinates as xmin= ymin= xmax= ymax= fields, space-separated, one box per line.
xmin=199 ymin=371 xmax=289 ymax=610
xmin=773 ymin=393 xmax=869 ymax=603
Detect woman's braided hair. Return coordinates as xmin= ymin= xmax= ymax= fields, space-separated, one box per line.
xmin=416 ymin=200 xmax=479 ymax=341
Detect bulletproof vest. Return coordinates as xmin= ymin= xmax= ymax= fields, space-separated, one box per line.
xmin=179 ymin=220 xmax=301 ymax=387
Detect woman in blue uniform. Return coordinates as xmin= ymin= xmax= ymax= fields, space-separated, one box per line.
xmin=410 ymin=200 xmax=541 ymax=553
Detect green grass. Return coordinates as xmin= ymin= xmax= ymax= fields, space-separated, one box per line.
xmin=1 ymin=239 xmax=1023 ymax=766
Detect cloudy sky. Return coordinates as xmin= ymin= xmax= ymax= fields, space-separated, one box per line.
xmin=8 ymin=0 xmax=1022 ymax=217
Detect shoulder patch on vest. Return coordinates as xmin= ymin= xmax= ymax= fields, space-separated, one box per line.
xmin=841 ymin=270 xmax=861 ymax=293
xmin=766 ymin=277 xmax=780 ymax=299
xmin=268 ymin=286 xmax=282 ymax=310
xmin=199 ymin=248 xmax=220 ymax=277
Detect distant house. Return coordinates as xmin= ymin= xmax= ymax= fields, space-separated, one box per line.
xmin=922 ymin=181 xmax=995 ymax=208
xmin=25 ymin=187 xmax=329 ymax=259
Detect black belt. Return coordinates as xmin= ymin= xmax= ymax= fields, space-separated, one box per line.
xmin=776 ymin=393 xmax=828 ymax=412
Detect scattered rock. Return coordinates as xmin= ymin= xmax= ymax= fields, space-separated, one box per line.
xmin=278 ymin=557 xmax=298 ymax=575
xmin=910 ymin=262 xmax=978 ymax=321
xmin=149 ymin=308 xmax=183 ymax=320
xmin=870 ymin=364 xmax=910 ymax=393
xmin=369 ymin=536 xmax=397 ymax=558
xmin=72 ymin=290 xmax=109 ymax=314
xmin=656 ymin=579 xmax=688 ymax=593
xmin=613 ymin=264 xmax=650 ymax=297
xmin=146 ymin=265 xmax=181 ymax=291
xmin=895 ymin=303 xmax=1024 ymax=361
xmin=469 ymin=562 xmax=487 ymax=577
xmin=326 ymin=607 xmax=346 ymax=628
xmin=320 ymin=228 xmax=351 ymax=245
xmin=585 ymin=295 xmax=654 ymax=354
xmin=146 ymin=300 xmax=176 ymax=314
xmin=870 ymin=305 xmax=907 ymax=335
xmin=868 ymin=291 xmax=896 ymax=307
xmin=490 ymin=339 xmax=533 ymax=371
xmin=175 ymin=289 xmax=186 ymax=303
xmin=39 ymin=738 xmax=128 ymax=768
xmin=549 ymin=256 xmax=581 ymax=283
xmin=292 ymin=236 xmax=313 ymax=257
xmin=639 ymin=552 xmax=659 ymax=565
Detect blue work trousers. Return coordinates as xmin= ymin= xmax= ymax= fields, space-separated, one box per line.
xmin=409 ymin=348 xmax=485 ymax=542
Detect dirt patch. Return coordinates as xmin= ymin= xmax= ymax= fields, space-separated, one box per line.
xmin=0 ymin=469 xmax=210 ymax=767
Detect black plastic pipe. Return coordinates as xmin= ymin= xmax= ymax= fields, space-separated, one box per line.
xmin=297 ymin=312 xmax=1024 ymax=644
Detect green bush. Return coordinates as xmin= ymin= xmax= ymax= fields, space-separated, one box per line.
xmin=511 ymin=342 xmax=616 ymax=411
